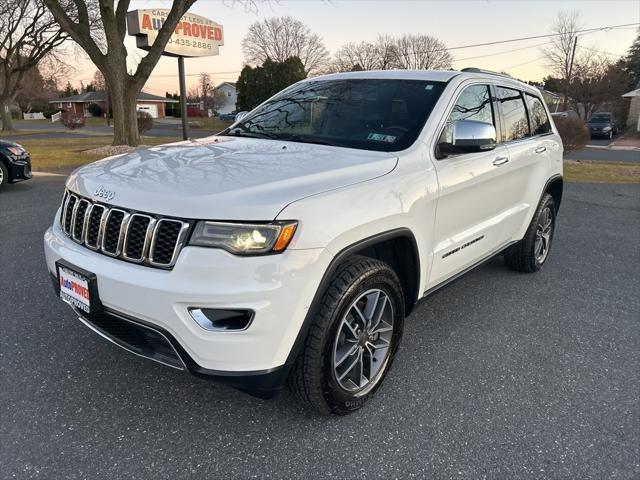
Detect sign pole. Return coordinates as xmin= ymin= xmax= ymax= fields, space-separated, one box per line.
xmin=178 ymin=55 xmax=188 ymax=140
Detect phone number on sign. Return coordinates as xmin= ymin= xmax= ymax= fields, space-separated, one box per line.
xmin=168 ymin=38 xmax=214 ymax=49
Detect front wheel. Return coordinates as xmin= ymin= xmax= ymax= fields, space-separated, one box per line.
xmin=0 ymin=161 xmax=8 ymax=191
xmin=289 ymin=256 xmax=405 ymax=415
xmin=505 ymin=193 xmax=556 ymax=273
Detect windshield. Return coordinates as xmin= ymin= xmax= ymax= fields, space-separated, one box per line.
xmin=589 ymin=114 xmax=611 ymax=123
xmin=220 ymin=79 xmax=446 ymax=152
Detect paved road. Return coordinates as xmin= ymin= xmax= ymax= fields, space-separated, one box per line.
xmin=1 ymin=177 xmax=639 ymax=479
xmin=565 ymin=147 xmax=639 ymax=164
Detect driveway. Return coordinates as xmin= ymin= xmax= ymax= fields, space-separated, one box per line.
xmin=1 ymin=177 xmax=639 ymax=479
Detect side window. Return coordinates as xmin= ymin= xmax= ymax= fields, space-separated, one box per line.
xmin=496 ymin=86 xmax=530 ymax=142
xmin=438 ymin=84 xmax=494 ymax=146
xmin=525 ymin=93 xmax=551 ymax=135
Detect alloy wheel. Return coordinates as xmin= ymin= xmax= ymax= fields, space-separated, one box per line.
xmin=332 ymin=288 xmax=394 ymax=393
xmin=534 ymin=206 xmax=553 ymax=264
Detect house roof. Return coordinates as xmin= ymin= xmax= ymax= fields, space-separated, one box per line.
xmin=50 ymin=91 xmax=178 ymax=103
xmin=214 ymin=82 xmax=236 ymax=90
xmin=622 ymin=88 xmax=640 ymax=98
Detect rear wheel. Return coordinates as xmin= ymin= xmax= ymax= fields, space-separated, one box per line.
xmin=505 ymin=193 xmax=556 ymax=273
xmin=289 ymin=256 xmax=404 ymax=414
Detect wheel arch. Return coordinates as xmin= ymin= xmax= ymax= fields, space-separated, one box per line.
xmin=284 ymin=228 xmax=421 ymax=367
xmin=544 ymin=175 xmax=563 ymax=213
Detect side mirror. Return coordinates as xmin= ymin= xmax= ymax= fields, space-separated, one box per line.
xmin=234 ymin=111 xmax=248 ymax=122
xmin=448 ymin=120 xmax=497 ymax=153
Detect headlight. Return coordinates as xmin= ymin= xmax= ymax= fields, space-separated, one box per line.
xmin=602 ymin=126 xmax=611 ymax=132
xmin=189 ymin=221 xmax=298 ymax=255
xmin=6 ymin=146 xmax=24 ymax=156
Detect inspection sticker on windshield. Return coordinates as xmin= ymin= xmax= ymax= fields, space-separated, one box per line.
xmin=367 ymin=133 xmax=397 ymax=143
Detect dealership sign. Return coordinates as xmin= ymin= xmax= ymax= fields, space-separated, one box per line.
xmin=127 ymin=9 xmax=223 ymax=57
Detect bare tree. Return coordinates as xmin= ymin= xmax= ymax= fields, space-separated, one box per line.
xmin=242 ymin=16 xmax=329 ymax=75
xmin=332 ymin=41 xmax=382 ymax=72
xmin=542 ymin=11 xmax=582 ymax=110
xmin=44 ymin=0 xmax=201 ymax=146
xmin=199 ymin=72 xmax=212 ymax=110
xmin=570 ymin=55 xmax=628 ymax=120
xmin=393 ymin=34 xmax=453 ymax=70
xmin=375 ymin=34 xmax=397 ymax=70
xmin=92 ymin=69 xmax=106 ymax=90
xmin=0 ymin=0 xmax=68 ymax=131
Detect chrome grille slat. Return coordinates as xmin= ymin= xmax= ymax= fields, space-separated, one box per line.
xmin=72 ymin=199 xmax=90 ymax=242
xmin=149 ymin=219 xmax=190 ymax=267
xmin=58 ymin=190 xmax=188 ymax=269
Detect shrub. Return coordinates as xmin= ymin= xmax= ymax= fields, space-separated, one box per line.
xmin=553 ymin=116 xmax=588 ymax=154
xmin=137 ymin=110 xmax=153 ymax=134
xmin=61 ymin=111 xmax=85 ymax=130
xmin=87 ymin=103 xmax=103 ymax=117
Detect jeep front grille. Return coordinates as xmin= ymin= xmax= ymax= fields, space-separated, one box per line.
xmin=60 ymin=190 xmax=190 ymax=269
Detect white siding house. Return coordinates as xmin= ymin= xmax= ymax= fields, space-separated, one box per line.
xmin=215 ymin=82 xmax=236 ymax=114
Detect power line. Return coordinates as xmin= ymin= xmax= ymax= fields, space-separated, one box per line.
xmin=577 ymin=45 xmax=626 ymax=57
xmin=453 ymin=41 xmax=554 ymax=63
xmin=445 ymin=22 xmax=639 ymax=51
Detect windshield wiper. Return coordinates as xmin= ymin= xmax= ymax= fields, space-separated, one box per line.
xmin=274 ymin=134 xmax=338 ymax=147
xmin=222 ymin=130 xmax=275 ymax=139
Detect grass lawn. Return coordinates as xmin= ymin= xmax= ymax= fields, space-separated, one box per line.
xmin=188 ymin=117 xmax=232 ymax=131
xmin=22 ymin=136 xmax=182 ymax=170
xmin=564 ymin=160 xmax=640 ymax=184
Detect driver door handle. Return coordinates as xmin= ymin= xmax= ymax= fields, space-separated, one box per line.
xmin=535 ymin=146 xmax=547 ymax=154
xmin=493 ymin=156 xmax=509 ymax=166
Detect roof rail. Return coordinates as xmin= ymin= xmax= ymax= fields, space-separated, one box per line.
xmin=460 ymin=67 xmax=513 ymax=79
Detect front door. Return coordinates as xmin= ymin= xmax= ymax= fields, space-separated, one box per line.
xmin=428 ymin=83 xmax=513 ymax=287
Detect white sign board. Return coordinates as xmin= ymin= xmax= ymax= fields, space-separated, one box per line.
xmin=127 ymin=9 xmax=223 ymax=58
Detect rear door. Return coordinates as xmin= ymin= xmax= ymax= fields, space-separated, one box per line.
xmin=494 ymin=87 xmax=559 ymax=239
xmin=428 ymin=83 xmax=512 ymax=287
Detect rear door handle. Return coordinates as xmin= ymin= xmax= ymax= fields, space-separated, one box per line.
xmin=493 ymin=156 xmax=509 ymax=166
xmin=535 ymin=146 xmax=547 ymax=154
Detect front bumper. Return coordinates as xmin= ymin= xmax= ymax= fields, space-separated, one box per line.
xmin=6 ymin=154 xmax=32 ymax=183
xmin=44 ymin=216 xmax=331 ymax=380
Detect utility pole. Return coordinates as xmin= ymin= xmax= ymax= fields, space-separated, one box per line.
xmin=563 ymin=35 xmax=578 ymax=111
xmin=178 ymin=56 xmax=188 ymax=141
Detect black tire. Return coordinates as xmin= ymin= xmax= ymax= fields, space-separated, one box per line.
xmin=289 ymin=255 xmax=405 ymax=415
xmin=505 ymin=193 xmax=556 ymax=273
xmin=0 ymin=161 xmax=9 ymax=191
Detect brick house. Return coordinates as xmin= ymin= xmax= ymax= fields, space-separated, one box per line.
xmin=49 ymin=91 xmax=178 ymax=119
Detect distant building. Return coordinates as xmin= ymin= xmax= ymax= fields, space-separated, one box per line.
xmin=214 ymin=82 xmax=236 ymax=114
xmin=622 ymin=85 xmax=640 ymax=132
xmin=49 ymin=91 xmax=178 ymax=119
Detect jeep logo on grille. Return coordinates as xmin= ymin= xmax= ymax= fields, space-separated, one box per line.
xmin=94 ymin=186 xmax=115 ymax=201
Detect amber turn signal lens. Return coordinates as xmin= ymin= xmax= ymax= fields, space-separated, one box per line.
xmin=272 ymin=223 xmax=298 ymax=252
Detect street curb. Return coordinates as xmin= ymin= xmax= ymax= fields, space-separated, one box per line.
xmin=586 ymin=145 xmax=640 ymax=151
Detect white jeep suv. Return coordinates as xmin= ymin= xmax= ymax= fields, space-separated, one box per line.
xmin=44 ymin=69 xmax=563 ymax=414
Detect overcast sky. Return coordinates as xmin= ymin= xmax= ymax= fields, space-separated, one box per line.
xmin=70 ymin=0 xmax=639 ymax=94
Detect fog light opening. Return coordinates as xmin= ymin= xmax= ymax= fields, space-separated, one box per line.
xmin=189 ymin=308 xmax=254 ymax=331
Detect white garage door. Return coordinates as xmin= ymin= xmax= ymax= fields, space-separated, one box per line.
xmin=137 ymin=104 xmax=158 ymax=118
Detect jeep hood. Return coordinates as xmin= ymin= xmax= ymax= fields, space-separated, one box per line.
xmin=66 ymin=136 xmax=398 ymax=220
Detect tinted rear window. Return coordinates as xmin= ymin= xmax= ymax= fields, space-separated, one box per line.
xmin=497 ymin=86 xmax=530 ymax=142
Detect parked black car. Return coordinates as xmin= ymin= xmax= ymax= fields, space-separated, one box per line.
xmin=587 ymin=112 xmax=619 ymax=139
xmin=218 ymin=111 xmax=237 ymax=122
xmin=0 ymin=140 xmax=32 ymax=190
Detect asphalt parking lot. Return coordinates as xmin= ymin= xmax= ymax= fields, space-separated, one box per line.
xmin=1 ymin=176 xmax=639 ymax=479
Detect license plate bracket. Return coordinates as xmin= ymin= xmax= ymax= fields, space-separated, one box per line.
xmin=55 ymin=260 xmax=102 ymax=315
